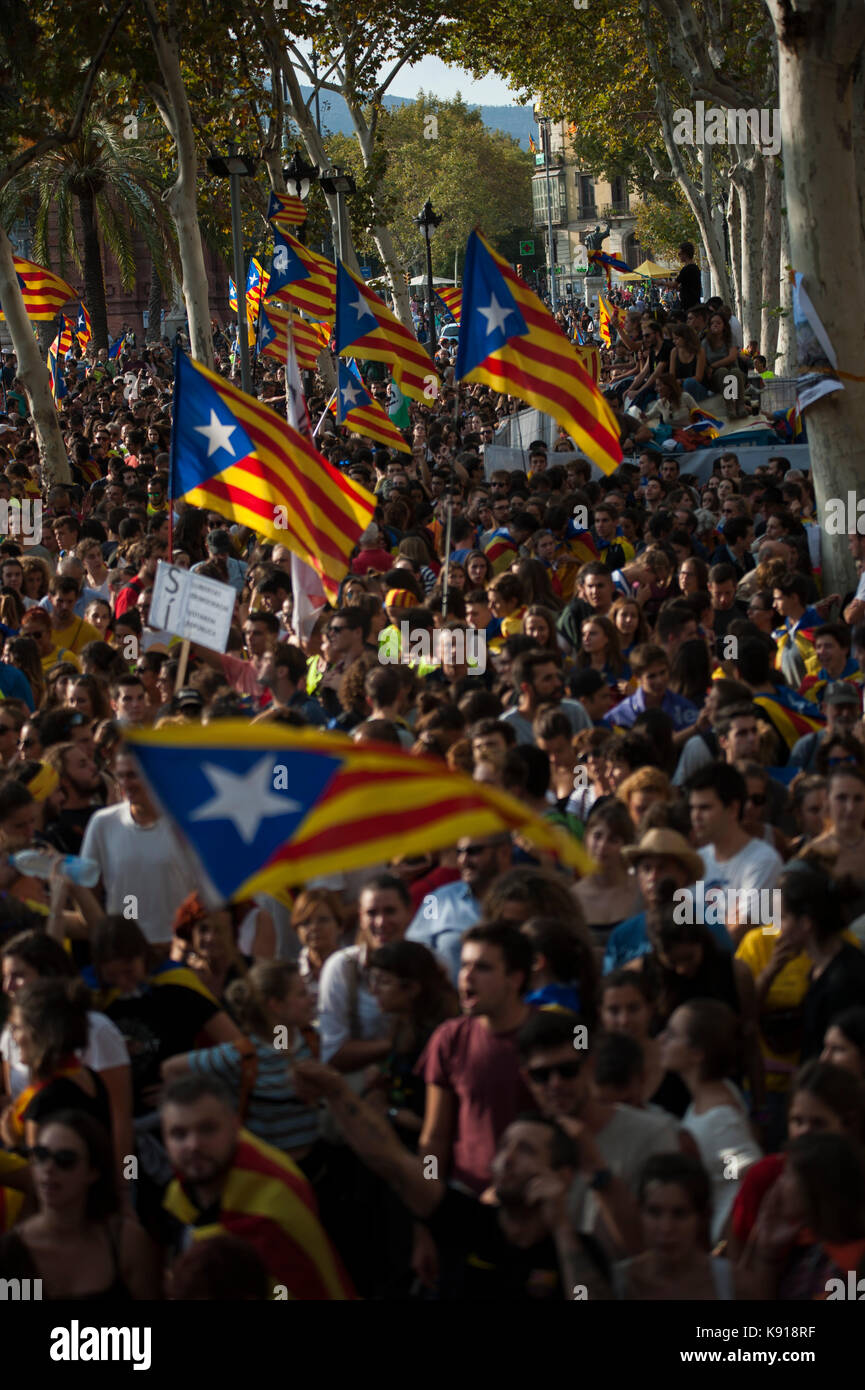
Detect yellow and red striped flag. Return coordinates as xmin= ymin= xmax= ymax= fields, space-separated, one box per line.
xmin=258 ymin=301 xmax=330 ymax=372
xmin=576 ymin=343 xmax=600 ymax=383
xmin=267 ymin=228 xmax=336 ymax=321
xmin=169 ymin=350 xmax=374 ymax=600
xmin=267 ymin=190 xmax=309 ymax=231
xmin=75 ymin=302 xmax=91 ymax=349
xmin=335 ymin=261 xmax=437 ymax=404
xmin=333 ymin=359 xmax=411 ymax=453
xmin=124 ymin=721 xmax=594 ymax=903
xmin=598 ymin=294 xmax=614 ymax=347
xmin=455 ymin=230 xmax=621 ymax=474
xmin=246 ymin=258 xmax=269 ymax=322
xmin=436 ymin=287 xmax=463 ymax=322
xmin=1 ymin=257 xmax=76 ymax=321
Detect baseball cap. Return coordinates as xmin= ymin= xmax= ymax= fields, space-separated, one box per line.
xmin=822 ymin=681 xmax=860 ymax=707
xmin=174 ymin=688 xmax=204 ymax=709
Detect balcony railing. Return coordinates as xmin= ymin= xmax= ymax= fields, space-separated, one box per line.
xmin=599 ymin=202 xmax=631 ymax=217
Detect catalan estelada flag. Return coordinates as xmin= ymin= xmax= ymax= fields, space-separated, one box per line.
xmin=246 ymin=258 xmax=269 ymax=321
xmin=47 ymin=338 xmax=68 ymax=406
xmin=785 ymin=399 xmax=803 ymax=438
xmin=529 ymin=135 xmax=536 ymax=153
xmin=75 ymin=302 xmax=91 ymax=350
xmin=436 ymin=288 xmax=463 ymax=322
xmin=259 ymin=302 xmax=329 ymax=372
xmin=335 ymin=261 xmax=437 ymax=404
xmin=267 ymin=228 xmax=336 ymax=321
xmin=753 ymin=685 xmax=824 ymax=751
xmin=169 ymin=349 xmax=374 ymax=599
xmin=163 ymin=1127 xmax=355 ymax=1299
xmin=598 ymin=294 xmax=614 ymax=347
xmin=456 ymin=229 xmax=621 ymax=475
xmin=587 ymin=249 xmax=631 ymax=289
xmin=334 ymin=359 xmax=411 ymax=453
xmin=124 ymin=721 xmax=594 ymax=902
xmin=0 ymin=257 xmax=76 ymax=321
xmin=267 ymin=189 xmax=309 ymax=231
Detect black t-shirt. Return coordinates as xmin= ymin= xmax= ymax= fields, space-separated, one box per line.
xmin=43 ymin=805 xmax=101 ymax=857
xmin=427 ymin=1187 xmax=564 ymax=1300
xmin=102 ymin=979 xmax=220 ymax=1114
xmin=24 ymin=1069 xmax=112 ymax=1137
xmin=676 ymin=262 xmax=703 ymax=310
xmin=801 ymin=944 xmax=865 ymax=1059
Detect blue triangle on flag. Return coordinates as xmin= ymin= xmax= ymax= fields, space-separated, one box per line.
xmin=456 ymin=231 xmax=528 ymax=379
xmin=170 ymin=349 xmax=256 ymax=498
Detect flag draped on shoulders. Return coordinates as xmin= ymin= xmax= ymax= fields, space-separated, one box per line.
xmin=163 ymin=1128 xmax=355 ymax=1300
xmin=123 ymin=721 xmax=594 ymax=904
xmin=455 ymin=229 xmax=621 ymax=475
xmin=0 ymin=257 xmax=76 ymax=320
xmin=335 ymin=261 xmax=436 ymax=404
xmin=753 ymin=685 xmax=825 ymax=751
xmin=168 ymin=349 xmax=374 ymax=599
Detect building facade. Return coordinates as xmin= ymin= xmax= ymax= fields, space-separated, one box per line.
xmin=530 ymin=118 xmax=643 ymax=298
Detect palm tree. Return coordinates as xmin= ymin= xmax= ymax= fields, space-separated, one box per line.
xmin=1 ymin=105 xmax=177 ymax=352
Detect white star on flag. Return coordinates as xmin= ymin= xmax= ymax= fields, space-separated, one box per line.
xmin=189 ymin=755 xmax=301 ymax=844
xmin=341 ymin=378 xmax=363 ymax=409
xmin=351 ymin=293 xmax=375 ymax=327
xmin=194 ymin=409 xmax=238 ymax=459
xmin=478 ymin=293 xmax=514 ymax=338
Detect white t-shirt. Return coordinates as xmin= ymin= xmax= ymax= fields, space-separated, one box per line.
xmin=318 ymin=945 xmax=389 ymax=1063
xmin=1 ymin=1009 xmax=129 ymax=1098
xmin=683 ymin=1082 xmax=762 ymax=1242
xmin=81 ymin=802 xmax=202 ymax=944
xmin=699 ymin=837 xmax=782 ymax=924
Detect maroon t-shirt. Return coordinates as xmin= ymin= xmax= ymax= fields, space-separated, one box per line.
xmin=418 ymin=1013 xmax=538 ymax=1195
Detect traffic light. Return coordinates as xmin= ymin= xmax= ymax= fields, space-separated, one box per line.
xmin=516 ymin=263 xmax=523 ymax=279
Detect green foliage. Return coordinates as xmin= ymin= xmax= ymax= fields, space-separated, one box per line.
xmin=633 ymin=187 xmax=699 ymax=261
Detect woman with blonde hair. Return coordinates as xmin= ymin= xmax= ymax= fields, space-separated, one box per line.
xmin=292 ymin=888 xmax=345 ymax=1006
xmin=161 ymin=960 xmax=320 ymax=1160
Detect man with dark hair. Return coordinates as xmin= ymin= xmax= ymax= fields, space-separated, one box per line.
xmin=264 ymin=642 xmax=327 ymax=724
xmin=501 ymin=649 xmax=591 ymax=745
xmin=110 ymin=673 xmax=150 ymax=727
xmin=710 ymin=515 xmax=755 ymax=580
xmin=686 ymin=761 xmax=783 ymax=938
xmin=665 ymin=241 xmax=702 ymax=312
xmin=160 ymin=1074 xmax=354 ymax=1299
xmin=46 ymin=575 xmax=102 ymax=658
xmin=557 ymin=562 xmax=614 ymax=651
xmin=708 ymin=562 xmax=747 ymax=638
xmin=42 ymin=740 xmax=105 ymax=854
xmin=517 ymin=1010 xmax=678 ymax=1257
xmin=417 ymin=922 xmax=537 ymax=1197
xmin=772 ymin=570 xmax=824 ymax=682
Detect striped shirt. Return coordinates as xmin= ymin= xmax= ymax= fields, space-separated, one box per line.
xmin=185 ymin=1033 xmax=320 ymax=1154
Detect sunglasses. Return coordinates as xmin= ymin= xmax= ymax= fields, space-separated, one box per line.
xmin=527 ymin=1060 xmax=583 ymax=1085
xmin=29 ymin=1145 xmax=82 ymax=1171
xmin=327 ymin=626 xmax=348 ymax=635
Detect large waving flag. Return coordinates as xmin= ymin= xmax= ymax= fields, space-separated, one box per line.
xmin=1 ymin=257 xmax=76 ymax=321
xmin=75 ymin=302 xmax=91 ymax=351
xmin=335 ymin=261 xmax=437 ymax=404
xmin=246 ymin=258 xmax=269 ymax=321
xmin=267 ymin=190 xmax=308 ymax=231
xmin=334 ymin=359 xmax=411 ymax=453
xmin=124 ymin=722 xmax=593 ymax=902
xmin=587 ymin=249 xmax=631 ymax=289
xmin=259 ymin=302 xmax=329 ymax=372
xmin=169 ymin=349 xmax=374 ymax=600
xmin=267 ymin=228 xmax=336 ymax=321
xmin=456 ymin=230 xmax=622 ymax=474
xmin=436 ymin=288 xmax=463 ymax=322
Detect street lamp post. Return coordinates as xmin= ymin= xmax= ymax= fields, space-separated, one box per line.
xmin=415 ymin=199 xmax=443 ymax=358
xmin=319 ymin=168 xmax=356 ymax=262
xmin=534 ymin=108 xmax=558 ymax=312
xmin=283 ymin=150 xmax=319 ymax=244
xmin=207 ymin=146 xmax=258 ymax=394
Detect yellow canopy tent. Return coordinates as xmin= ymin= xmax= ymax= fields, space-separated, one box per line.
xmin=619 ymin=259 xmax=677 ymax=279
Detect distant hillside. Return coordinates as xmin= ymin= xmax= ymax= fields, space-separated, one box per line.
xmin=298 ymin=86 xmax=535 ymax=148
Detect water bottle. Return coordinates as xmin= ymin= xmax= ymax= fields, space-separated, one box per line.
xmin=11 ymin=851 xmax=100 ymax=887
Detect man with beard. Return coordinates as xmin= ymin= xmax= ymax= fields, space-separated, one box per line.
xmin=42 ymin=740 xmax=106 ymax=854
xmin=293 ymin=1058 xmax=611 ymax=1299
xmin=160 ymin=1075 xmax=354 ymax=1299
xmin=500 ymin=650 xmax=591 ymax=746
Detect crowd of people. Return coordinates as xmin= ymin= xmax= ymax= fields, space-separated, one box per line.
xmin=0 ymin=303 xmax=862 ymax=1307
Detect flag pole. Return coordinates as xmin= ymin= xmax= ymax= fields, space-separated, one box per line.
xmin=313 ymin=390 xmax=338 ymax=437
xmin=441 ymin=497 xmax=453 ymax=619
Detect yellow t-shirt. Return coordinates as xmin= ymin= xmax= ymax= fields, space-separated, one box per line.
xmin=50 ymin=616 xmax=102 ymax=655
xmin=41 ymin=645 xmax=81 ymax=673
xmin=736 ymin=926 xmax=860 ymax=1091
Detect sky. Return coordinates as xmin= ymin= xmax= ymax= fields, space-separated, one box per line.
xmin=379 ymin=56 xmax=519 ymax=106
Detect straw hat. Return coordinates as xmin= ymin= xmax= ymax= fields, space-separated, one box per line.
xmin=621 ymin=828 xmax=703 ymax=882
